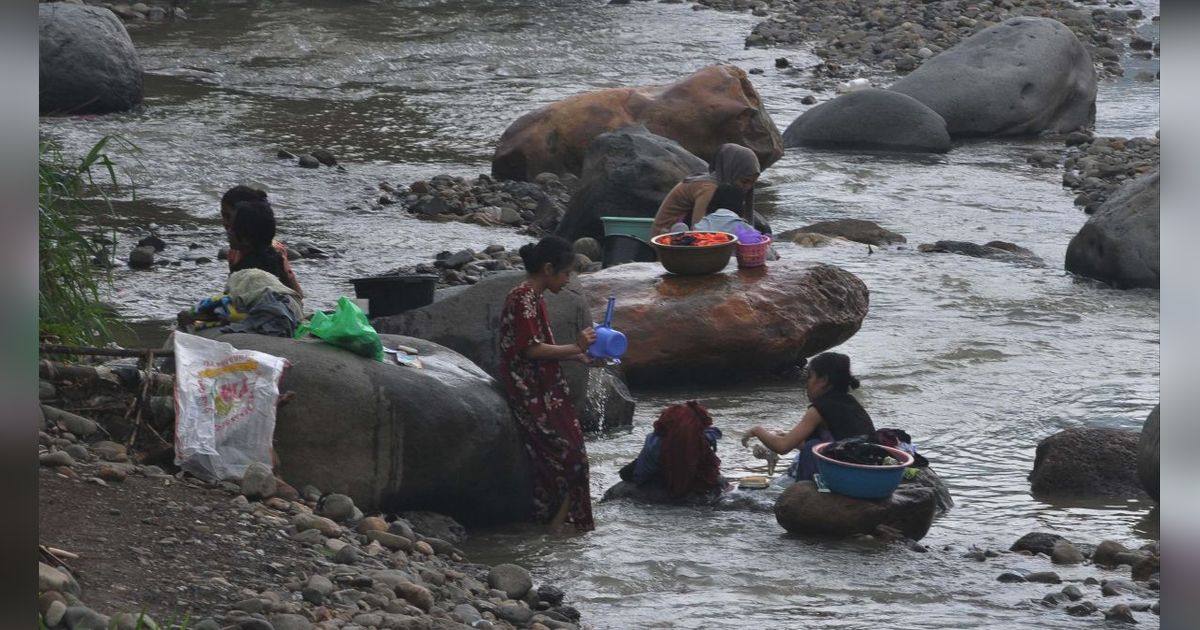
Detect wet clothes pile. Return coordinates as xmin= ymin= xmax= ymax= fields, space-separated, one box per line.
xmin=187 ymin=269 xmax=303 ymax=338
xmin=619 ymin=401 xmax=723 ymax=499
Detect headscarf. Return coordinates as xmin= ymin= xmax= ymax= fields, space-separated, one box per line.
xmin=683 ymin=143 xmax=761 ymax=220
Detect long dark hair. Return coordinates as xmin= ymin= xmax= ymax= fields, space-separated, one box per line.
xmin=808 ymin=352 xmax=860 ymax=393
xmin=228 ymin=200 xmax=290 ymax=288
xmin=518 ymin=236 xmax=576 ymax=274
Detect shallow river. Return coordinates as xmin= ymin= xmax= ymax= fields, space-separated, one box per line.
xmin=40 ymin=1 xmax=1161 ymax=627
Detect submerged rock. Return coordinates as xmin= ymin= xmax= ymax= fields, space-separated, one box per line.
xmin=782 ymin=89 xmax=950 ymax=153
xmin=1137 ymin=405 xmax=1159 ymax=501
xmin=918 ymin=240 xmax=1044 ymax=266
xmin=890 ymin=17 xmax=1097 ymax=137
xmin=575 ymin=260 xmax=869 ymax=385
xmin=779 ymin=219 xmax=905 ymax=247
xmin=774 ymin=480 xmax=937 ymax=541
xmin=1065 ymin=169 xmax=1159 ymax=289
xmin=40 ymin=4 xmax=144 ymax=114
xmin=1029 ymin=427 xmax=1147 ymax=499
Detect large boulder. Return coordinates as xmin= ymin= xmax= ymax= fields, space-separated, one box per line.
xmin=492 ymin=64 xmax=783 ymax=181
xmin=574 ymin=260 xmax=869 ymax=385
xmin=774 ymin=480 xmax=937 ymax=540
xmin=374 ymin=272 xmax=635 ymax=432
xmin=890 ymin=17 xmax=1096 ymax=137
xmin=1137 ymin=405 xmax=1159 ymax=501
xmin=1065 ymin=169 xmax=1159 ymax=289
xmin=1029 ymin=427 xmax=1148 ymax=499
xmin=39 ymin=4 xmax=144 ymax=115
xmin=556 ymin=125 xmax=707 ymax=241
xmin=203 ymin=333 xmax=532 ymax=524
xmin=782 ymin=89 xmax=951 ymax=153
xmin=778 ymin=219 xmax=906 ymax=247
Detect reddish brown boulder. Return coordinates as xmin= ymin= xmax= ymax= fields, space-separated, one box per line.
xmin=492 ymin=64 xmax=783 ymax=181
xmin=575 ymin=260 xmax=869 ymax=385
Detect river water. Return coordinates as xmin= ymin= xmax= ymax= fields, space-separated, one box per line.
xmin=40 ymin=1 xmax=1161 ymax=627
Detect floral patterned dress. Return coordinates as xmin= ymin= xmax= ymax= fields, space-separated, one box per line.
xmin=499 ymin=282 xmax=595 ymax=532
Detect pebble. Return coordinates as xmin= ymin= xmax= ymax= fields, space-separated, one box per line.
xmin=800 ymin=95 xmax=817 ymax=105
xmin=64 ymin=605 xmax=111 ymax=629
xmin=1105 ymin=604 xmax=1137 ymax=623
xmin=298 ymin=155 xmax=321 ymax=169
xmin=996 ymin=571 xmax=1026 ymax=583
xmin=93 ymin=441 xmax=128 ymax=462
xmin=387 ymin=519 xmax=416 ymax=540
xmin=292 ymin=513 xmax=341 ymax=537
xmin=1026 ymin=571 xmax=1062 ymax=584
xmin=65 ymin=444 xmax=90 ymax=462
xmin=1066 ymin=601 xmax=1098 ymax=616
xmin=268 ymin=613 xmax=312 ymax=630
xmin=302 ymin=575 xmax=334 ymax=605
xmin=112 ymin=612 xmax=158 ymax=630
xmin=414 ymin=541 xmax=434 ymax=556
xmin=44 ymin=600 xmax=67 ymax=627
xmin=366 ymin=531 xmax=413 ymax=552
xmin=357 ymin=516 xmax=388 ymax=533
xmin=241 ymin=462 xmax=277 ymax=500
xmin=538 ymin=584 xmax=565 ymax=607
xmin=333 ymin=545 xmax=360 ymax=565
xmin=497 ymin=604 xmax=534 ymax=625
xmin=40 ymin=451 xmax=74 ymax=468
xmin=489 ymin=563 xmax=534 ymax=599
xmin=1051 ymin=540 xmax=1084 ymax=564
xmin=319 ymin=493 xmax=356 ymax=521
xmin=1061 ymin=585 xmax=1084 ymax=601
xmin=396 ymin=582 xmax=435 ymax=612
xmin=97 ymin=466 xmax=127 ymax=483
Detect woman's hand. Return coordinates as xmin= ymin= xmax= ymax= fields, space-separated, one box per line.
xmin=575 ymin=327 xmax=597 ymax=352
xmin=741 ymin=426 xmax=760 ymax=447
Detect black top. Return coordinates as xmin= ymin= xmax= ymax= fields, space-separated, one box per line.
xmin=809 ymin=391 xmax=876 ymax=440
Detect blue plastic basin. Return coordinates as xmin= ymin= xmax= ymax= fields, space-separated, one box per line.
xmin=813 ymin=442 xmax=914 ymax=499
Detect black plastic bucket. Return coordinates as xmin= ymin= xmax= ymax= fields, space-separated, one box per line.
xmin=350 ymin=274 xmax=438 ymax=317
xmin=601 ymin=234 xmax=658 ymax=268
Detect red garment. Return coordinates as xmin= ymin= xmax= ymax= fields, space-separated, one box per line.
xmin=654 ymin=401 xmax=722 ymax=499
xmin=498 ymin=282 xmax=594 ymax=532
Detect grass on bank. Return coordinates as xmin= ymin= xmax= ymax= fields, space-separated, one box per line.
xmin=38 ymin=136 xmax=133 ymax=346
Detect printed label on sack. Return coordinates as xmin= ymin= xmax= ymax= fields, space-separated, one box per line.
xmin=197 ymin=358 xmax=260 ymax=431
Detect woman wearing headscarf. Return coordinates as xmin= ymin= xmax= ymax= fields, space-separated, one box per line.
xmin=650 ymin=143 xmax=761 ymax=237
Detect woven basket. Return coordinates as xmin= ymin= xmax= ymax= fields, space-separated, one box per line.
xmin=736 ymin=236 xmax=772 ymax=268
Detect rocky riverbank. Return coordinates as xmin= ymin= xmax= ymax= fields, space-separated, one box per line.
xmin=376 ymin=173 xmax=578 ymax=235
xmin=42 ymin=0 xmax=188 ymax=24
xmin=38 ymin=372 xmax=587 ymax=630
xmin=689 ymin=0 xmax=1155 ymax=87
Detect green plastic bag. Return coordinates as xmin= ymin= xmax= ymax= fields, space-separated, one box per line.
xmin=294 ymin=296 xmax=385 ymax=361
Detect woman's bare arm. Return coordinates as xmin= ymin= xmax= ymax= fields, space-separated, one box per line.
xmin=746 ymin=407 xmax=825 ymax=455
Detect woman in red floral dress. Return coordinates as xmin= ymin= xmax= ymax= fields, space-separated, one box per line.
xmin=499 ymin=236 xmax=597 ymax=533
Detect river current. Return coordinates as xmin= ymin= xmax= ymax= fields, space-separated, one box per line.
xmin=40 ymin=1 xmax=1160 ymax=627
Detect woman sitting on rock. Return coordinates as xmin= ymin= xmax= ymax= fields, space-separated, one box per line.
xmin=499 ymin=236 xmax=598 ymax=533
xmin=741 ymin=352 xmax=876 ymax=482
xmin=619 ymin=401 xmax=725 ymax=501
xmin=651 ymin=143 xmax=760 ymax=237
xmin=220 ymin=185 xmax=303 ymax=297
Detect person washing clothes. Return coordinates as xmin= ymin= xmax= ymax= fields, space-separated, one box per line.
xmin=619 ymin=401 xmax=725 ymax=500
xmin=741 ymin=352 xmax=876 ymax=483
xmin=651 ymin=143 xmax=761 ymax=237
xmin=220 ymin=185 xmax=303 ymax=297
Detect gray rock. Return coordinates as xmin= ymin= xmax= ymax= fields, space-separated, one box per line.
xmin=1011 ymin=532 xmax=1067 ymax=556
xmin=1104 ymin=604 xmax=1137 ymax=623
xmin=779 ymin=219 xmax=906 ymax=246
xmin=365 ymin=531 xmax=413 ymax=552
xmin=1102 ymin=578 xmax=1153 ymax=598
xmin=387 ymin=518 xmax=416 ymax=541
xmin=1029 ymin=428 xmax=1147 ymax=498
xmin=39 ymin=4 xmax=143 ymax=114
xmin=1137 ymin=405 xmax=1159 ymax=501
xmin=997 ymin=572 xmax=1027 ymax=583
xmin=41 ymin=405 xmax=99 ymax=437
xmin=241 ymin=462 xmax=277 ymax=500
xmin=44 ymin=600 xmax=68 ymax=626
xmin=112 ymin=612 xmax=158 ymax=630
xmin=333 ymin=545 xmax=360 ymax=565
xmin=298 ymin=155 xmax=321 ymax=169
xmin=290 ymin=529 xmax=325 ymax=545
xmin=192 ymin=620 xmax=221 ymax=630
xmin=63 ymin=606 xmax=110 ymax=630
xmin=488 ymin=563 xmax=534 ymax=599
xmin=782 ymin=89 xmax=950 ymax=153
xmin=39 ymin=562 xmax=79 ymax=595
xmin=309 ymin=149 xmax=337 ymax=167
xmin=1062 ymin=585 xmax=1085 ymax=601
xmin=555 ymin=124 xmax=708 ymax=241
xmin=500 ymin=207 xmax=523 ymax=225
xmin=195 ymin=331 xmax=527 ymax=524
xmin=319 ymin=493 xmax=356 ymax=521
xmin=40 ymin=451 xmax=75 ymax=468
xmin=774 ymin=480 xmax=936 ymax=540
xmin=1065 ymin=169 xmax=1159 ymax=289
xmin=496 ymin=604 xmax=534 ymax=625
xmin=917 ymin=240 xmax=1043 ymax=266
xmin=374 ymin=272 xmax=635 ymax=433
xmin=1052 ymin=540 xmax=1085 ymax=565
xmin=1066 ymin=601 xmax=1098 ymax=616
xmin=453 ymin=603 xmax=482 ymax=625
xmin=268 ymin=614 xmax=312 ymax=630
xmin=538 ymin=584 xmax=566 ymax=606
xmin=129 ymin=245 xmax=156 ymax=269
xmin=573 ymin=237 xmax=603 ymax=262
xmin=890 ymin=17 xmax=1096 ymax=137
xmin=1026 ymin=572 xmax=1062 ymax=584
xmin=235 ymin=619 xmax=274 ymax=630
xmin=302 ymin=575 xmax=333 ymax=605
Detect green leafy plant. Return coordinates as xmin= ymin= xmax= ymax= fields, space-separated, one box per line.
xmin=38 ymin=136 xmax=132 ymax=345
